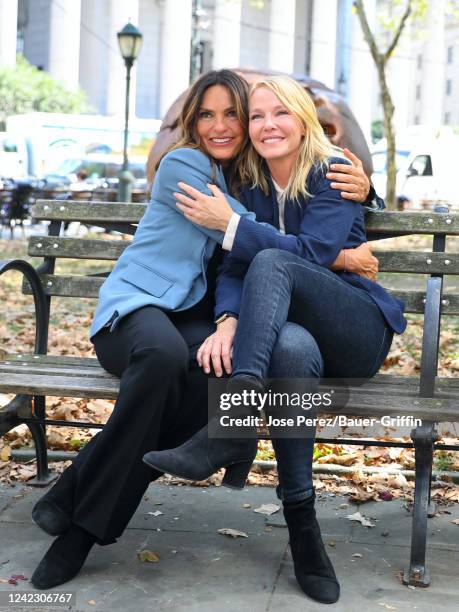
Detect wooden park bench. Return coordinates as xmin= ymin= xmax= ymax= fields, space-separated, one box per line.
xmin=0 ymin=199 xmax=458 ymax=588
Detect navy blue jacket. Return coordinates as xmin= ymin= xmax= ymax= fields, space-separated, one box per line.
xmin=215 ymin=158 xmax=407 ymax=335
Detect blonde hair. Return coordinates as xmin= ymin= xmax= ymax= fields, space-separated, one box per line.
xmin=246 ymin=75 xmax=341 ymax=201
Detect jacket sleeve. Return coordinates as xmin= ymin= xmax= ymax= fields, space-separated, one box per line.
xmin=214 ymin=251 xmax=248 ymax=319
xmin=154 ymin=148 xmax=256 ymax=244
xmin=229 ymin=166 xmax=361 ymax=268
xmin=363 ymin=185 xmax=386 ymax=211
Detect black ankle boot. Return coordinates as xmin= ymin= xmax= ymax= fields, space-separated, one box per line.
xmin=32 ymin=465 xmax=76 ymax=536
xmin=283 ymin=492 xmax=340 ymax=604
xmin=31 ymin=524 xmax=95 ymax=590
xmin=143 ymin=376 xmax=262 ymax=489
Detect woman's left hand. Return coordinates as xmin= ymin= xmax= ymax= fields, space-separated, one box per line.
xmin=174 ymin=182 xmax=234 ymax=231
xmin=326 ymin=148 xmax=370 ymax=202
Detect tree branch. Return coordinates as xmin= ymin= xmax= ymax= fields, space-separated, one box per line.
xmin=384 ymin=0 xmax=412 ymax=62
xmin=353 ymin=0 xmax=383 ymax=66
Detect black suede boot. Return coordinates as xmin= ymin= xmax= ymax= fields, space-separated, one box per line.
xmin=32 ymin=465 xmax=76 ymax=536
xmin=283 ymin=492 xmax=340 ymax=604
xmin=143 ymin=376 xmax=262 ymax=489
xmin=31 ymin=524 xmax=95 ymax=590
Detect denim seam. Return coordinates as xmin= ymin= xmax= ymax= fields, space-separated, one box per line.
xmin=365 ymin=326 xmax=388 ymax=379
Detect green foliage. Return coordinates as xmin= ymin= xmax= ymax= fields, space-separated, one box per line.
xmin=434 ymin=451 xmax=454 ymax=472
xmin=0 ymin=54 xmax=91 ymax=126
xmin=376 ymin=0 xmax=427 ymax=33
xmin=371 ymin=119 xmax=384 ymax=142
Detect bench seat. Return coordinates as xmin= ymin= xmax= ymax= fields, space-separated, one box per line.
xmin=1 ymin=354 xmax=458 ymax=422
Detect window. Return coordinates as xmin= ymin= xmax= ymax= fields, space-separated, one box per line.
xmin=1 ymin=140 xmax=18 ymax=153
xmin=446 ymin=79 xmax=452 ymax=95
xmin=416 ymin=84 xmax=421 ymax=100
xmin=447 ymin=46 xmax=453 ymax=64
xmin=414 ymin=115 xmax=420 ymax=125
xmin=408 ymin=155 xmax=433 ymax=177
xmin=445 ymin=112 xmax=451 ymax=124
xmin=417 ymin=54 xmax=422 ymax=70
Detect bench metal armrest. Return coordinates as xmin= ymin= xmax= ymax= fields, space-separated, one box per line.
xmin=0 ymin=259 xmax=49 ymax=355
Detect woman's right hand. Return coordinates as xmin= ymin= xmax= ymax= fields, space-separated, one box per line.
xmin=197 ymin=317 xmax=238 ymax=377
xmin=345 ymin=242 xmax=379 ymax=281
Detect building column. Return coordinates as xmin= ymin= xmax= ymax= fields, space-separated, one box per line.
xmin=309 ymin=0 xmax=338 ymax=88
xmin=48 ymin=0 xmax=81 ymax=90
xmin=0 ymin=0 xmax=18 ymax=68
xmin=420 ymin=0 xmax=445 ymax=126
xmin=348 ymin=0 xmax=376 ymax=144
xmin=160 ymin=0 xmax=192 ymax=117
xmin=212 ymin=0 xmax=241 ymax=70
xmin=268 ymin=0 xmax=296 ymax=73
xmin=106 ymin=0 xmax=140 ymax=117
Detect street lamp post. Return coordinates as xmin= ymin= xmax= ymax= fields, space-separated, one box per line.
xmin=117 ymin=22 xmax=143 ymax=203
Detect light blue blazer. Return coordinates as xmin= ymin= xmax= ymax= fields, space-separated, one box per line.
xmin=89 ymin=148 xmax=255 ymax=339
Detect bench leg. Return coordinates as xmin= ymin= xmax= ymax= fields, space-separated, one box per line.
xmin=26 ymin=397 xmax=57 ymax=487
xmin=403 ymin=423 xmax=438 ymax=587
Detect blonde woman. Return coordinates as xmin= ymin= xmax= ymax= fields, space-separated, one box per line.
xmin=143 ymin=76 xmax=406 ymax=604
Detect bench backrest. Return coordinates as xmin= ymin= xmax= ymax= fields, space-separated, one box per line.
xmin=28 ymin=200 xmax=459 ymax=396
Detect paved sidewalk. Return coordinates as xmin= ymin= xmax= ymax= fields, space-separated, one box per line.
xmin=0 ymin=481 xmax=458 ymax=611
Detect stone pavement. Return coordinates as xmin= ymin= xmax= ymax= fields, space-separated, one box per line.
xmin=0 ymin=481 xmax=458 ymax=611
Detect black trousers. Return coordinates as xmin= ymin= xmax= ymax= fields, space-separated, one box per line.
xmin=70 ymin=304 xmax=215 ymax=544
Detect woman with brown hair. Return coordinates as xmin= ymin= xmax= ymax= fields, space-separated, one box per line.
xmin=30 ymin=69 xmax=376 ymax=591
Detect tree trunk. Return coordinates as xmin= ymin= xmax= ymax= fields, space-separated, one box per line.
xmin=376 ymin=62 xmax=397 ymax=210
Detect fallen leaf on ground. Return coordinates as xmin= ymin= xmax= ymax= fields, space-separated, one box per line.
xmin=352 ymin=553 xmax=363 ymax=558
xmin=243 ymin=503 xmax=251 ymax=508
xmin=217 ymin=528 xmax=248 ymax=538
xmin=451 ymin=519 xmax=459 ymax=525
xmin=0 ymin=446 xmax=11 ymax=462
xmin=148 ymin=511 xmax=163 ymax=517
xmin=88 ymin=601 xmax=96 ymax=605
xmin=137 ymin=550 xmax=160 ymax=563
xmin=253 ymin=503 xmax=280 ymax=516
xmin=346 ymin=511 xmax=376 ymax=528
xmin=349 ymin=490 xmax=378 ymax=503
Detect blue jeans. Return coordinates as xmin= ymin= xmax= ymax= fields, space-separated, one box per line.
xmin=232 ymin=249 xmax=394 ymax=503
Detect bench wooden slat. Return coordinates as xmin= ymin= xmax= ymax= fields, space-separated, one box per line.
xmin=375 ymin=251 xmax=459 ymax=275
xmin=7 ymin=359 xmax=458 ymax=391
xmin=393 ymin=290 xmax=459 ymax=314
xmin=27 ymin=238 xmax=459 ymax=275
xmin=32 ymin=203 xmax=459 ymax=236
xmin=0 ymin=363 xmax=113 ymax=378
xmin=33 ymin=201 xmax=146 ymax=223
xmin=365 ymin=211 xmax=459 ymax=235
xmin=0 ymin=372 xmax=457 ymax=421
xmin=21 ymin=276 xmax=459 ymax=314
xmin=0 ymin=372 xmax=120 ymax=399
xmin=3 ymin=355 xmax=100 ymax=367
xmin=28 ymin=236 xmax=129 ymax=260
xmin=24 ymin=275 xmax=104 ymax=298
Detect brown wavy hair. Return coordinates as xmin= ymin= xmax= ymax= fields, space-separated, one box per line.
xmin=156 ymin=70 xmax=252 ymax=195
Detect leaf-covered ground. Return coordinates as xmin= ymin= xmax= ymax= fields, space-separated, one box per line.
xmin=1 ymin=232 xmax=458 ymax=506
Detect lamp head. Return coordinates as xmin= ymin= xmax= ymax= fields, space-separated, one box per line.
xmin=117 ymin=22 xmax=143 ymax=65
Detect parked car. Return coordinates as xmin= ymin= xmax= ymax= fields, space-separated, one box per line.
xmin=42 ymin=154 xmax=147 ymax=189
xmin=0 ymin=132 xmax=28 ymax=179
xmin=146 ymin=68 xmax=373 ymax=186
xmin=371 ymin=126 xmax=459 ymax=209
